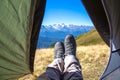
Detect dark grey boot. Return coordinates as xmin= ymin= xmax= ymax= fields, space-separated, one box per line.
xmin=64 ymin=34 xmax=76 ymax=56
xmin=54 ymin=42 xmax=65 ymax=59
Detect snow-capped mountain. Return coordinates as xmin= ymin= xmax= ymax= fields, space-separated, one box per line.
xmin=37 ymin=24 xmax=94 ymax=48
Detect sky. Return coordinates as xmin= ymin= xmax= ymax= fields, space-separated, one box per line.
xmin=42 ymin=0 xmax=93 ymax=26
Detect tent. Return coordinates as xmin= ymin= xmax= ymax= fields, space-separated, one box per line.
xmin=0 ymin=0 xmax=120 ymax=80
xmin=82 ymin=0 xmax=120 ymax=80
xmin=0 ymin=0 xmax=46 ymax=79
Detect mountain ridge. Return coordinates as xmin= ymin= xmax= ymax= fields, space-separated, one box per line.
xmin=37 ymin=24 xmax=94 ymax=48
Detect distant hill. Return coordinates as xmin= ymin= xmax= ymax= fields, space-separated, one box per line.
xmin=76 ymin=29 xmax=105 ymax=46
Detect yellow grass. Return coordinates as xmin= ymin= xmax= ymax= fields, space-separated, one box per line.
xmin=19 ymin=30 xmax=109 ymax=80
xmin=33 ymin=44 xmax=110 ymax=80
xmin=34 ymin=48 xmax=54 ymax=77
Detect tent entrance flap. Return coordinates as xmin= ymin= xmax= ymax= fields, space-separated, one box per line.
xmin=0 ymin=0 xmax=46 ymax=79
xmin=82 ymin=0 xmax=120 ymax=79
xmin=81 ymin=0 xmax=110 ymax=47
xmin=100 ymin=52 xmax=120 ymax=80
xmin=0 ymin=0 xmax=31 ymax=79
xmin=100 ymin=0 xmax=120 ymax=79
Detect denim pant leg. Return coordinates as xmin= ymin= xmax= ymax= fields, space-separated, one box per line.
xmin=63 ymin=55 xmax=83 ymax=80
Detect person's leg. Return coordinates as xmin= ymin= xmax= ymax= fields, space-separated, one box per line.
xmin=63 ymin=34 xmax=83 ymax=80
xmin=45 ymin=58 xmax=64 ymax=80
xmin=37 ymin=42 xmax=64 ymax=80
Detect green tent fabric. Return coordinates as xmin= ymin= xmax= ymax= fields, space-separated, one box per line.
xmin=0 ymin=0 xmax=46 ymax=79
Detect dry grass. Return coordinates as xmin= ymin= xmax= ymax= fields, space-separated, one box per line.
xmin=19 ymin=29 xmax=109 ymax=80
xmin=34 ymin=48 xmax=54 ymax=77
xmin=33 ymin=44 xmax=109 ymax=80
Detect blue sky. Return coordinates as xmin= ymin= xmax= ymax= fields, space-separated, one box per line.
xmin=42 ymin=0 xmax=93 ymax=26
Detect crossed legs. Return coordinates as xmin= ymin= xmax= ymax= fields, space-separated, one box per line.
xmin=37 ymin=34 xmax=83 ymax=80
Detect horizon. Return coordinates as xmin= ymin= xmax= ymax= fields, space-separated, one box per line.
xmin=41 ymin=23 xmax=94 ymax=26
xmin=42 ymin=0 xmax=93 ymax=26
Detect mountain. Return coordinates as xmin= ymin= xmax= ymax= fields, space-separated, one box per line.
xmin=37 ymin=24 xmax=94 ymax=48
xmin=76 ymin=29 xmax=105 ymax=46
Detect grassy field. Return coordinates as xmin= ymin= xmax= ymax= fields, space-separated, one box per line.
xmin=19 ymin=29 xmax=110 ymax=80
xmin=34 ymin=44 xmax=109 ymax=80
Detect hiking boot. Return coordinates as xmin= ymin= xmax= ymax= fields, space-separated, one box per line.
xmin=64 ymin=34 xmax=76 ymax=56
xmin=54 ymin=42 xmax=65 ymax=59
